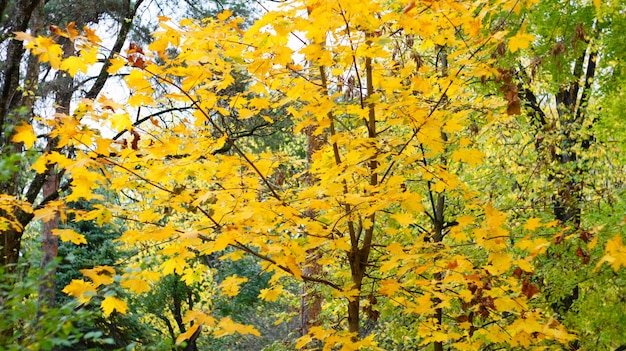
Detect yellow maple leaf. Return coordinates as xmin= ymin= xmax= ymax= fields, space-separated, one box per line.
xmin=258 ymin=285 xmax=284 ymax=302
xmin=494 ymin=296 xmax=526 ymax=313
xmin=487 ymin=252 xmax=512 ymax=275
xmin=431 ymin=181 xmax=447 ymax=193
xmin=33 ymin=206 xmax=58 ymax=222
xmin=214 ymin=317 xmax=260 ymax=338
xmin=60 ymin=56 xmax=88 ymax=77
xmin=295 ymin=334 xmax=313 ymax=349
xmin=516 ymin=236 xmax=550 ymax=256
xmin=411 ymin=293 xmax=434 ymax=314
xmin=513 ymin=258 xmax=534 ymax=273
xmin=333 ymin=287 xmax=360 ymax=302
xmin=120 ymin=275 xmax=150 ymax=294
xmin=391 ymin=212 xmax=415 ymax=226
xmin=125 ymin=69 xmax=153 ymax=92
xmin=217 ymin=10 xmax=233 ymax=21
xmin=596 ymin=234 xmax=626 ymax=272
xmin=128 ymin=93 xmax=154 ymax=107
xmin=80 ymin=266 xmax=115 ymax=287
xmin=285 ymin=255 xmax=302 ymax=280
xmin=62 ymin=279 xmax=96 ymax=304
xmin=544 ymin=220 xmax=560 ymax=228
xmin=101 ymin=296 xmax=129 ymax=316
xmin=11 ymin=123 xmax=37 ymax=148
xmin=83 ymin=26 xmax=101 ymax=44
xmin=110 ymin=113 xmax=133 ymax=132
xmin=509 ymin=33 xmax=535 ymax=53
xmin=457 ymin=215 xmax=475 ymax=227
xmin=449 ymin=226 xmax=468 ymax=242
xmin=52 ymin=228 xmax=87 ymax=245
xmin=237 ymin=108 xmax=255 ymax=119
xmin=176 ymin=323 xmax=200 ymax=345
xmin=219 ymin=275 xmax=248 ymax=297
xmin=379 ymin=279 xmax=401 ymax=296
xmin=401 ymin=192 xmax=424 ymax=213
xmin=451 ymin=148 xmax=485 ymax=167
xmin=31 ymin=154 xmax=48 ymax=173
xmin=161 ymin=256 xmax=188 ymax=275
xmin=107 ymin=56 xmax=127 ymax=74
xmin=79 ymin=46 xmax=99 ymax=65
xmin=30 ymin=36 xmax=63 ymax=69
xmin=183 ymin=310 xmax=216 ymax=326
xmin=219 ymin=250 xmax=245 ymax=262
xmin=523 ymin=217 xmax=543 ymax=231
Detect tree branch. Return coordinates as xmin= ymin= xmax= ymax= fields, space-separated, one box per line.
xmin=84 ymin=0 xmax=145 ymax=100
xmin=231 ymin=241 xmax=342 ymax=291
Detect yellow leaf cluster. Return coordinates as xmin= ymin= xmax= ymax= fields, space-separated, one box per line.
xmin=219 ymin=275 xmax=248 ymax=297
xmin=596 ymin=234 xmax=626 ymax=272
xmin=52 ymin=228 xmax=87 ymax=245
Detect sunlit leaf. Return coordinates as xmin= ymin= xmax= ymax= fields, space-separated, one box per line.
xmin=11 ymin=123 xmax=37 ymax=148
xmin=52 ymin=228 xmax=87 ymax=245
xmin=101 ymin=296 xmax=129 ymax=316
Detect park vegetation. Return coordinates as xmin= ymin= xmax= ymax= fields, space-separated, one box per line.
xmin=1 ymin=0 xmax=625 ymax=350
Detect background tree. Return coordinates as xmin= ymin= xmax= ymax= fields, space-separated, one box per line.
xmin=475 ymin=0 xmax=626 ymax=349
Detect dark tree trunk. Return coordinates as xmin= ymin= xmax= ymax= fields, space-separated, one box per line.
xmin=517 ymin=27 xmax=599 ymax=351
xmin=0 ymin=1 xmax=43 ymax=279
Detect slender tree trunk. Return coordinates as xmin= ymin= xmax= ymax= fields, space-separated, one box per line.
xmin=298 ymin=11 xmax=327 ymax=334
xmin=432 ymin=44 xmax=449 ymax=351
xmin=38 ymin=169 xmax=60 ymax=308
xmin=299 ymin=127 xmax=324 ymax=337
xmin=345 ymin=48 xmax=379 ymax=338
xmin=38 ymin=36 xmax=73 ymax=309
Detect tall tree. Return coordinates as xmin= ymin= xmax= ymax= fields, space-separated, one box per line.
xmin=24 ymin=1 xmax=580 ymax=349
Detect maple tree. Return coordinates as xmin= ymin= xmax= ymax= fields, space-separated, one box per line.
xmin=4 ymin=0 xmax=626 ymax=349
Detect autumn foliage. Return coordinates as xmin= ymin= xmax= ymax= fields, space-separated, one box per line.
xmin=6 ymin=0 xmax=626 ymax=349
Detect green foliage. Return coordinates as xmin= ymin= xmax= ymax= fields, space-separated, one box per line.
xmin=54 ymin=202 xmax=156 ymax=350
xmin=0 ymin=263 xmax=102 ymax=350
xmin=557 ymin=192 xmax=626 ymax=350
xmin=0 ymin=153 xmax=21 ymax=183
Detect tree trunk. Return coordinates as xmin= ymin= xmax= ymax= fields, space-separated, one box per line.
xmin=0 ymin=0 xmax=43 ymax=278
xmin=37 ymin=34 xmax=73 ymax=308
xmin=518 ymin=30 xmax=598 ymax=351
xmin=299 ymin=126 xmax=324 ymax=337
xmin=38 ymin=169 xmax=60 ymax=308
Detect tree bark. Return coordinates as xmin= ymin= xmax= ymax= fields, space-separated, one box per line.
xmin=37 ymin=34 xmax=74 ymax=308
xmin=299 ymin=127 xmax=324 ymax=337
xmin=0 ymin=0 xmax=44 ymax=278
xmin=0 ymin=0 xmax=42 ymax=141
xmin=38 ymin=168 xmax=60 ymax=308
